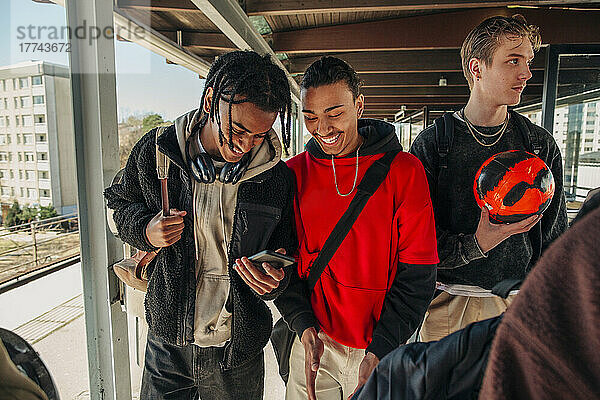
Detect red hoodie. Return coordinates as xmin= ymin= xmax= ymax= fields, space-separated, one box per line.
xmin=287 ymin=121 xmax=438 ymax=349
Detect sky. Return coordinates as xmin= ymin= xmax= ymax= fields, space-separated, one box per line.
xmin=0 ymin=0 xmax=204 ymax=121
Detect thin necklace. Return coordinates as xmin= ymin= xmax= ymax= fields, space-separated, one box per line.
xmin=461 ymin=108 xmax=509 ymax=147
xmin=331 ymin=147 xmax=360 ymax=197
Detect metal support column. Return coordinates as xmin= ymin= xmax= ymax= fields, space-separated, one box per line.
xmin=541 ymin=45 xmax=559 ymax=132
xmin=65 ymin=1 xmax=131 ymax=399
xmin=423 ymin=106 xmax=429 ymax=129
xmin=565 ymin=103 xmax=584 ymax=198
xmin=190 ymin=0 xmax=301 ymax=103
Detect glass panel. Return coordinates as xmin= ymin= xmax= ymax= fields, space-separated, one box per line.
xmin=397 ymin=111 xmax=426 ymax=149
xmin=1 ymin=2 xmax=89 ymax=399
xmin=556 ymin=54 xmax=600 ymax=209
xmin=517 ymin=52 xmax=600 ymax=217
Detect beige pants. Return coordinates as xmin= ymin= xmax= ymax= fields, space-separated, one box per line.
xmin=419 ymin=291 xmax=517 ymax=342
xmin=286 ymin=331 xmax=364 ymax=400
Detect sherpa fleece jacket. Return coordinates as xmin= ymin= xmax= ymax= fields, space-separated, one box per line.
xmin=104 ymin=119 xmax=297 ymax=369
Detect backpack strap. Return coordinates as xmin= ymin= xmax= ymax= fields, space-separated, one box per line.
xmin=155 ymin=126 xmax=170 ymax=216
xmin=434 ymin=112 xmax=454 ymax=170
xmin=432 ymin=112 xmax=455 ymax=224
xmin=155 ymin=126 xmax=170 ymax=179
xmin=307 ymin=150 xmax=400 ymax=291
xmin=511 ymin=111 xmax=542 ymax=155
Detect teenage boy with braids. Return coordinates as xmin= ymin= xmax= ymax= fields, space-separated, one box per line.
xmin=410 ymin=15 xmax=567 ymax=342
xmin=105 ymin=50 xmax=296 ymax=399
xmin=275 ymin=56 xmax=439 ymax=400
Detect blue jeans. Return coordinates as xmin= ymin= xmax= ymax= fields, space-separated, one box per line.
xmin=141 ymin=331 xmax=264 ymax=400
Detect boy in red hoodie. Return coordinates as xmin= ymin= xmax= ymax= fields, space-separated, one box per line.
xmin=275 ymin=56 xmax=439 ymax=400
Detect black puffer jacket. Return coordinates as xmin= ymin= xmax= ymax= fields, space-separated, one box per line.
xmin=104 ymin=124 xmax=297 ymax=369
xmin=353 ymin=316 xmax=502 ymax=400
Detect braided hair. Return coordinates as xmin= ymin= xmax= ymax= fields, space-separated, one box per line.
xmin=199 ymin=50 xmax=292 ymax=152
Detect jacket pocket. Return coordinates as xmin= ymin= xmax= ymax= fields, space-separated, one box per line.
xmin=233 ymin=202 xmax=282 ymax=256
xmin=194 ymin=273 xmax=232 ymax=346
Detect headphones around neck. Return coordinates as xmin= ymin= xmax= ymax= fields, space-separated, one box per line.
xmin=185 ymin=131 xmax=251 ymax=185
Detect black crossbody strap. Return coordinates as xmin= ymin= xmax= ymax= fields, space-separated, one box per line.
xmin=307 ymin=150 xmax=400 ymax=291
xmin=511 ymin=111 xmax=542 ymax=155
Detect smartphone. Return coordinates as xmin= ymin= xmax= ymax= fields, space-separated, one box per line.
xmin=248 ymin=250 xmax=295 ymax=269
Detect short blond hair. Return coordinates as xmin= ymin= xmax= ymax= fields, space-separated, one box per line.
xmin=461 ymin=15 xmax=541 ymax=88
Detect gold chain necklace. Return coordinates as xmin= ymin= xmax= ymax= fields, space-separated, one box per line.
xmin=331 ymin=148 xmax=359 ymax=197
xmin=461 ymin=109 xmax=509 ymax=147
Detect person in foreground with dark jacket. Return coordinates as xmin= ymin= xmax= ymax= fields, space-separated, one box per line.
xmin=104 ymin=50 xmax=297 ymax=400
xmin=410 ymin=15 xmax=567 ymax=342
xmin=351 ymin=315 xmax=502 ymax=400
xmin=275 ymin=56 xmax=439 ymax=400
xmin=480 ymin=199 xmax=600 ymax=400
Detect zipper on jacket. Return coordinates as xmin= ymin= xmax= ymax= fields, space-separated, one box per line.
xmin=220 ymin=325 xmax=234 ymax=371
xmin=220 ymin=190 xmax=242 ymax=370
xmin=180 ymin=167 xmax=194 ymax=346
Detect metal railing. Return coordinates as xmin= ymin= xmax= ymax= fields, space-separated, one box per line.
xmin=0 ymin=213 xmax=80 ymax=286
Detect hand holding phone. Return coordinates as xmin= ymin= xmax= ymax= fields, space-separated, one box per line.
xmin=233 ymin=248 xmax=293 ymax=295
xmin=248 ymin=250 xmax=295 ymax=269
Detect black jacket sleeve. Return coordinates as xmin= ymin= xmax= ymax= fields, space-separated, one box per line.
xmin=410 ymin=131 xmax=487 ymax=270
xmin=274 ymin=264 xmax=319 ymax=337
xmin=260 ymin=164 xmax=298 ymax=301
xmin=104 ymin=130 xmax=159 ymax=253
xmin=354 ymin=315 xmax=502 ymax=400
xmin=366 ymin=262 xmax=437 ymax=360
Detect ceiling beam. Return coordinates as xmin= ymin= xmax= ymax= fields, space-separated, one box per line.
xmin=364 ymin=97 xmax=476 ymax=106
xmin=273 ymin=8 xmax=490 ymax=54
xmin=289 ymin=48 xmax=550 ymax=75
xmin=362 ymin=97 xmax=450 ymax=104
xmin=111 ymin=10 xmax=212 ymax=76
xmin=48 ymin=1 xmax=212 ymax=77
xmin=361 ymin=72 xmax=469 ymax=87
xmin=363 ymin=87 xmax=471 ymax=97
xmin=272 ymin=8 xmax=600 ymax=54
xmin=290 ymin=48 xmax=600 ymax=75
xmin=361 ymin=86 xmax=547 ymax=97
xmin=290 ymin=49 xmax=463 ymax=74
xmin=363 ymin=100 xmax=539 ymax=109
xmin=158 ymin=30 xmax=237 ymax=51
xmin=116 ymin=0 xmax=199 ymax=12
xmin=359 ymin=70 xmax=600 ymax=87
xmin=246 ymin=0 xmax=600 ymax=15
xmin=363 ymin=94 xmax=538 ymax=103
xmin=188 ymin=0 xmax=301 ymax=102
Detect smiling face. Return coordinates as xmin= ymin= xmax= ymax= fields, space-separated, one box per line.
xmin=301 ymin=81 xmax=364 ymax=157
xmin=473 ymin=35 xmax=534 ymax=107
xmin=201 ymin=87 xmax=277 ymax=162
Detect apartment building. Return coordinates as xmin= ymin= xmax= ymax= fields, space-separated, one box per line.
xmin=525 ymin=100 xmax=600 ymax=155
xmin=0 ymin=61 xmax=77 ymax=215
xmin=524 ymin=100 xmax=600 ymax=200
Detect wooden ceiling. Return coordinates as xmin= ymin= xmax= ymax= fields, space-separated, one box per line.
xmin=115 ymin=0 xmax=600 ymax=120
